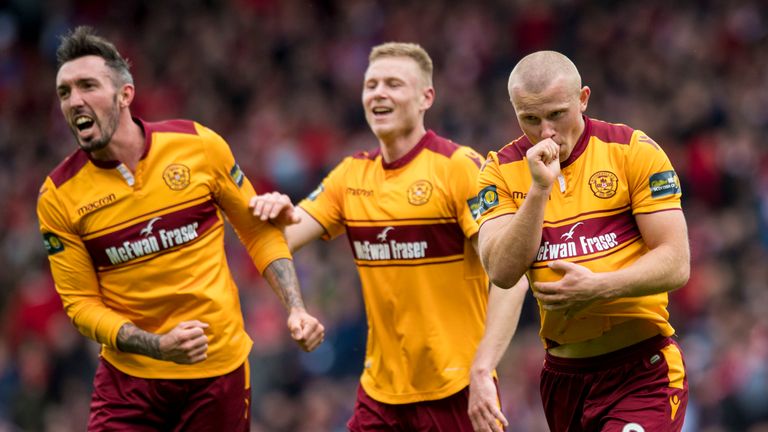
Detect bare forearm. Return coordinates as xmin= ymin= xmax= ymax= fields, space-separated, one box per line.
xmin=263 ymin=258 xmax=306 ymax=311
xmin=599 ymin=211 xmax=690 ymax=299
xmin=482 ymin=186 xmax=551 ymax=287
xmin=116 ymin=323 xmax=162 ymax=359
xmin=602 ymin=243 xmax=690 ymax=299
xmin=471 ymin=279 xmax=528 ymax=376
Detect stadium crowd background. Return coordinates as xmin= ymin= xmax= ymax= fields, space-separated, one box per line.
xmin=0 ymin=0 xmax=767 ymax=430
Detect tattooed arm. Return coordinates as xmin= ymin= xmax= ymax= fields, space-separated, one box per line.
xmin=263 ymin=258 xmax=307 ymax=311
xmin=116 ymin=320 xmax=210 ymax=364
xmin=249 ymin=196 xmax=324 ymax=352
xmin=113 ymin=259 xmax=320 ymax=361
xmin=263 ymin=258 xmax=325 ymax=352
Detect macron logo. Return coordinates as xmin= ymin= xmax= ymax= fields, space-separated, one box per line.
xmin=377 ymin=227 xmax=394 ymax=242
xmin=560 ymin=222 xmax=583 ymax=241
xmin=140 ymin=217 xmax=162 ymax=237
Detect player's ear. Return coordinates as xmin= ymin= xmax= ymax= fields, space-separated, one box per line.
xmin=118 ymin=83 xmax=135 ymax=108
xmin=421 ymin=86 xmax=435 ymax=111
xmin=579 ymin=86 xmax=590 ymax=112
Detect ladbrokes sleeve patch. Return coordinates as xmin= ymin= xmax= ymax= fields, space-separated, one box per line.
xmin=649 ymin=170 xmax=680 ymax=198
xmin=42 ymin=232 xmax=65 ymax=255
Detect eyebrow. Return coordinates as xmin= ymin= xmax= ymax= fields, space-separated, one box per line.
xmin=61 ymin=76 xmax=99 ymax=85
xmin=57 ymin=77 xmax=99 ymax=90
xmin=365 ymin=76 xmax=405 ymax=84
xmin=517 ymin=104 xmax=569 ymax=116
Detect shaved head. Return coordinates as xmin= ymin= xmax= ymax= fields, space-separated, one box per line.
xmin=505 ymin=50 xmax=590 ymax=162
xmin=508 ymin=51 xmax=581 ymax=99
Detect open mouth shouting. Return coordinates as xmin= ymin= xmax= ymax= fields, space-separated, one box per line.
xmin=71 ymin=113 xmax=99 ymax=144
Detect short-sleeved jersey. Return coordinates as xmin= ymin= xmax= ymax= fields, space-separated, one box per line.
xmin=300 ymin=131 xmax=488 ymax=404
xmin=37 ymin=118 xmax=291 ymax=379
xmin=476 ymin=116 xmax=682 ymax=348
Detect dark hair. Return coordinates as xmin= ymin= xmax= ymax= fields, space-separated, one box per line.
xmin=56 ymin=26 xmax=133 ymax=85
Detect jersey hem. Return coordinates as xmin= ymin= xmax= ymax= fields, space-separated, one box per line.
xmin=100 ymin=340 xmax=252 ymax=379
xmin=360 ymin=376 xmax=470 ymax=405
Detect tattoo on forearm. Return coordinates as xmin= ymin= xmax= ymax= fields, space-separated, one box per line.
xmin=117 ymin=323 xmax=162 ymax=359
xmin=264 ymin=258 xmax=305 ymax=310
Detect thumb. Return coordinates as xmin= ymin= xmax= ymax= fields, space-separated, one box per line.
xmin=547 ymin=260 xmax=573 ymax=273
xmin=289 ymin=321 xmax=304 ymax=340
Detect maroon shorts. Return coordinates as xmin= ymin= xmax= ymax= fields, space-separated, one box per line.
xmin=88 ymin=357 xmax=251 ymax=432
xmin=347 ymin=384 xmax=480 ymax=432
xmin=540 ymin=335 xmax=687 ymax=432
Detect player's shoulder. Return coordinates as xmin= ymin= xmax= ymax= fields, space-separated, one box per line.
xmin=144 ymin=118 xmax=233 ymax=158
xmin=349 ymin=146 xmax=381 ymax=162
xmin=140 ymin=118 xmax=232 ymax=149
xmin=326 ymin=146 xmax=379 ymax=177
xmin=587 ymin=117 xmax=667 ymax=157
xmin=38 ymin=149 xmax=88 ymax=210
xmin=588 ymin=117 xmax=636 ymax=146
xmin=422 ymin=131 xmax=485 ymax=168
xmin=46 ymin=148 xmax=90 ymax=188
xmin=492 ymin=135 xmax=532 ymax=166
xmin=141 ymin=118 xmax=201 ymax=136
xmin=422 ymin=131 xmax=461 ymax=158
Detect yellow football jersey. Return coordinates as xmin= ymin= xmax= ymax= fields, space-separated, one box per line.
xmin=477 ymin=116 xmax=683 ymax=348
xmin=37 ymin=118 xmax=291 ymax=379
xmin=300 ymin=131 xmax=489 ymax=404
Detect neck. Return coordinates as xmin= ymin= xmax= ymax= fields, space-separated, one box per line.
xmin=378 ymin=125 xmax=427 ymax=163
xmin=91 ymin=113 xmax=144 ymax=171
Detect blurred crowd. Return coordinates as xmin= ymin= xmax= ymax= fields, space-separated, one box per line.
xmin=0 ymin=0 xmax=767 ymax=430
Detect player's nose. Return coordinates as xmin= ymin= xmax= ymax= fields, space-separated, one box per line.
xmin=540 ymin=121 xmax=556 ymax=139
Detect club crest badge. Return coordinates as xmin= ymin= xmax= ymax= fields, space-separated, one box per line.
xmin=588 ymin=171 xmax=618 ymax=199
xmin=407 ymin=180 xmax=433 ymax=206
xmin=163 ymin=164 xmax=191 ymax=191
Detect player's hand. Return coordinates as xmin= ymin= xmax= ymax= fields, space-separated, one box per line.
xmin=526 ymin=138 xmax=560 ymax=189
xmin=532 ymin=260 xmax=603 ymax=317
xmin=158 ymin=320 xmax=210 ymax=364
xmin=249 ymin=192 xmax=301 ymax=228
xmin=286 ymin=308 xmax=325 ymax=352
xmin=469 ymin=370 xmax=508 ymax=432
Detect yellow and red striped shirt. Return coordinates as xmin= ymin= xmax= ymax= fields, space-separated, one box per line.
xmin=477 ymin=116 xmax=682 ymax=348
xmin=37 ymin=118 xmax=291 ymax=379
xmin=300 ymin=131 xmax=489 ymax=404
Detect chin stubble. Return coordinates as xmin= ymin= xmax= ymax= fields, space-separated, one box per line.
xmin=75 ymin=95 xmax=121 ymax=153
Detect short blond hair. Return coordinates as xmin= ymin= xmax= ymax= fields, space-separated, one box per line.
xmin=369 ymin=42 xmax=433 ymax=86
xmin=508 ymin=50 xmax=581 ymax=97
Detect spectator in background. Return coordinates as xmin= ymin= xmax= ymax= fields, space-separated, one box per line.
xmin=36 ymin=26 xmax=324 ymax=431
xmin=251 ymin=42 xmax=527 ymax=431
xmin=472 ymin=50 xmax=690 ymax=431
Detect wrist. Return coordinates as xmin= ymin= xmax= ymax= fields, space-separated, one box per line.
xmin=156 ymin=333 xmax=169 ymax=359
xmin=470 ymin=364 xmax=493 ymax=378
xmin=595 ymin=271 xmax=617 ymax=300
xmin=529 ymin=182 xmax=553 ymax=195
xmin=289 ymin=305 xmax=307 ymax=314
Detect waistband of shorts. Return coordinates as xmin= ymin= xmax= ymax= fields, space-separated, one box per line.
xmin=544 ymin=334 xmax=672 ymax=373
